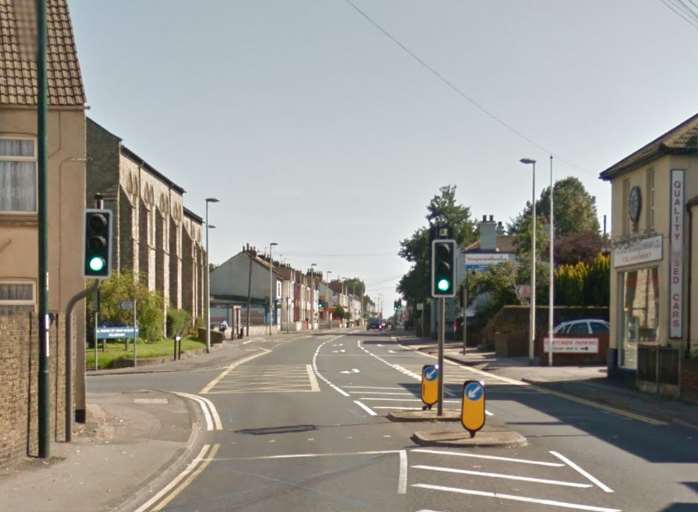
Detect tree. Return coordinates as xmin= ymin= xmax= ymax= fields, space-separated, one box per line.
xmin=342 ymin=277 xmax=366 ymax=297
xmin=397 ymin=186 xmax=477 ymax=305
xmin=332 ymin=305 xmax=347 ymax=320
xmin=509 ymin=177 xmax=600 ymax=237
xmin=465 ymin=261 xmax=519 ymax=320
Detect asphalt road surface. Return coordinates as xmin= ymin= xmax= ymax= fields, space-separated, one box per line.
xmin=89 ymin=330 xmax=698 ymax=512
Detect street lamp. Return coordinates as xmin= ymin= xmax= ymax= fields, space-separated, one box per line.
xmin=326 ymin=270 xmax=333 ymax=329
xmin=205 ymin=197 xmax=219 ymax=354
xmin=548 ymin=156 xmax=555 ymax=367
xmin=520 ymin=158 xmax=536 ymax=365
xmin=310 ymin=264 xmax=317 ymax=329
xmin=268 ymin=242 xmax=278 ymax=335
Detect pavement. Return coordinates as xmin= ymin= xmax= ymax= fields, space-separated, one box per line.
xmin=4 ymin=329 xmax=698 ymax=511
xmin=398 ymin=333 xmax=698 ymax=430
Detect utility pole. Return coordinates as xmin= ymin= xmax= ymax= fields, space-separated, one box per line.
xmin=462 ymin=271 xmax=468 ymax=355
xmin=268 ymin=242 xmax=278 ymax=335
xmin=204 ymin=197 xmax=218 ymax=352
xmin=36 ymin=0 xmax=49 ymax=457
xmin=549 ymin=155 xmax=555 ymax=367
xmin=246 ymin=247 xmax=252 ymax=337
xmin=520 ymin=158 xmax=537 ymax=365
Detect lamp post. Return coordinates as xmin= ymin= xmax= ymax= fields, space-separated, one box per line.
xmin=520 ymin=158 xmax=537 ymax=365
xmin=548 ymin=155 xmax=555 ymax=367
xmin=205 ymin=197 xmax=219 ymax=354
xmin=268 ymin=242 xmax=278 ymax=335
xmin=310 ymin=263 xmax=317 ymax=329
xmin=326 ymin=270 xmax=333 ymax=329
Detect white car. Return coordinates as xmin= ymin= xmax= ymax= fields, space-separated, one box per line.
xmin=554 ymin=319 xmax=609 ymax=335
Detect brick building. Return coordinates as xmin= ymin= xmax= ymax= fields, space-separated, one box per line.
xmin=86 ymin=118 xmax=207 ymax=327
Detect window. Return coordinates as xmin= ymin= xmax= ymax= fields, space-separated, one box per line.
xmin=147 ymin=209 xmax=156 ymax=246
xmin=568 ymin=322 xmax=589 ymax=335
xmin=590 ymin=321 xmax=609 ymax=334
xmin=0 ymin=137 xmax=36 ymax=212
xmin=621 ymin=267 xmax=659 ymax=370
xmin=0 ymin=281 xmax=35 ymax=305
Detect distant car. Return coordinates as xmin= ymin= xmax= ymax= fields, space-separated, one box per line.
xmin=367 ymin=319 xmax=381 ymax=330
xmin=554 ymin=319 xmax=609 ymax=336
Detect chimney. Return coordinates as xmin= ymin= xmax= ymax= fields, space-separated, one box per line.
xmin=478 ymin=215 xmax=497 ymax=251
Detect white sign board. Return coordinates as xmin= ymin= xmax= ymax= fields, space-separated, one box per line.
xmin=613 ymin=235 xmax=662 ymax=268
xmin=669 ymin=169 xmax=685 ymax=339
xmin=464 ymin=252 xmax=515 ymax=272
xmin=543 ymin=337 xmax=599 ymax=354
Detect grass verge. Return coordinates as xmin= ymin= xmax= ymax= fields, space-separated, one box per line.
xmin=87 ymin=336 xmax=205 ymax=369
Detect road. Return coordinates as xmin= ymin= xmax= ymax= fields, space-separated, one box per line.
xmin=89 ymin=330 xmax=698 ymax=512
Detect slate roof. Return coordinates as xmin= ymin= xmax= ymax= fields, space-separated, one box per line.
xmin=599 ymin=112 xmax=698 ymax=181
xmin=464 ymin=235 xmax=517 ymax=253
xmin=0 ymin=0 xmax=85 ymax=106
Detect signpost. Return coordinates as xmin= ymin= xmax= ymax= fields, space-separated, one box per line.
xmin=421 ymin=364 xmax=439 ymax=410
xmin=96 ymin=326 xmax=140 ymax=340
xmin=543 ymin=337 xmax=599 ymax=354
xmin=461 ymin=380 xmax=486 ymax=438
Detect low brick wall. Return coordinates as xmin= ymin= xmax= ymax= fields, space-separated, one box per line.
xmin=0 ymin=310 xmax=68 ymax=468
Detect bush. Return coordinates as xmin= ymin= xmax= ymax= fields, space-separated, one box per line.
xmin=97 ymin=271 xmax=164 ymax=342
xmin=167 ymin=308 xmax=191 ymax=338
xmin=555 ymin=253 xmax=609 ymax=307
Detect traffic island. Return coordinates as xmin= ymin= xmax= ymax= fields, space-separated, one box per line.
xmin=387 ymin=409 xmax=460 ymax=422
xmin=412 ymin=427 xmax=527 ymax=448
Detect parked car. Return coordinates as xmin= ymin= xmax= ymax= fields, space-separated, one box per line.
xmin=554 ymin=319 xmax=609 ymax=335
xmin=367 ymin=318 xmax=381 ymax=330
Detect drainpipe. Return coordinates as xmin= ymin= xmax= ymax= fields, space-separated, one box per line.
xmin=687 ymin=205 xmax=693 ymax=358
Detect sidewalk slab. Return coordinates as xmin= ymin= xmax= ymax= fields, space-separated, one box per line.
xmin=0 ymin=390 xmax=200 ymax=512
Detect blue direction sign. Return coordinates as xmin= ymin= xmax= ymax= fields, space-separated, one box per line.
xmin=96 ymin=326 xmax=139 ymax=340
xmin=461 ymin=380 xmax=486 ymax=437
xmin=421 ymin=364 xmax=439 ymax=408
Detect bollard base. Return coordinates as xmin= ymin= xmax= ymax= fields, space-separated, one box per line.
xmin=412 ymin=428 xmax=527 ymax=448
xmin=387 ymin=409 xmax=460 ymax=422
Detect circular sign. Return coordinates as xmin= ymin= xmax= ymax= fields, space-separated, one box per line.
xmin=629 ymin=186 xmax=642 ymax=223
xmin=464 ymin=381 xmax=484 ymax=401
xmin=424 ymin=366 xmax=438 ymax=381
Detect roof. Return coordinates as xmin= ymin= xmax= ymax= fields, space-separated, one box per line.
xmin=120 ymin=145 xmax=186 ymax=194
xmin=599 ymin=112 xmax=698 ymax=181
xmin=0 ymin=0 xmax=85 ymax=106
xmin=183 ymin=207 xmax=203 ymax=224
xmin=464 ymin=235 xmax=517 ymax=254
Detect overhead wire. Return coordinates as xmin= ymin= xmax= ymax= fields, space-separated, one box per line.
xmin=342 ymin=0 xmax=590 ymax=174
xmin=660 ymin=0 xmax=698 ymax=30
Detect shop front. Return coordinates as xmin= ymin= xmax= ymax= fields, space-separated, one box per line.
xmin=600 ymin=113 xmax=698 ymax=397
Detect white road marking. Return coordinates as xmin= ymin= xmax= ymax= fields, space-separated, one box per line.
xmin=312 ymin=336 xmax=350 ymax=397
xmin=174 ymin=392 xmax=219 ymax=431
xmin=358 ymin=340 xmax=421 ymax=380
xmin=398 ymin=449 xmax=407 ymax=495
xmin=412 ymin=464 xmax=592 ymax=488
xmin=550 ymin=451 xmax=614 ymax=493
xmin=359 ymin=397 xmax=460 ymax=403
xmin=306 ymin=364 xmax=320 ymax=392
xmin=242 ymin=337 xmax=263 ymax=345
xmin=411 ymin=448 xmax=564 ymax=467
xmin=411 ymin=484 xmax=622 ymax=512
xmin=133 ymin=398 xmax=169 ymax=404
xmin=344 ymin=385 xmax=408 ymax=390
xmin=485 ymin=410 xmax=494 ymax=416
xmin=133 ymin=444 xmax=212 ymax=512
xmin=151 ymin=443 xmax=220 ymax=512
xmin=352 ymin=368 xmax=360 ymax=373
xmin=372 ymin=406 xmax=425 ymax=410
xmin=349 ymin=391 xmax=415 ymax=395
xmin=195 ymin=394 xmax=223 ymax=431
xmin=200 ymin=348 xmax=271 ymax=394
xmin=354 ymin=400 xmax=377 ymax=416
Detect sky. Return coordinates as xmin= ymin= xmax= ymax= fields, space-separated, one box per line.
xmin=70 ymin=0 xmax=698 ymax=315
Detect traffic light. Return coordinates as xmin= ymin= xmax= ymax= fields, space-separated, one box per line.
xmin=83 ymin=209 xmax=112 ymax=279
xmin=431 ymin=239 xmax=456 ymax=298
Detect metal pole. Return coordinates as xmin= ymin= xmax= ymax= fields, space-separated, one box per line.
xmin=36 ymin=0 xmax=50 ymax=459
xmin=268 ymin=245 xmax=274 ymax=335
xmin=64 ymin=281 xmax=98 ymax=443
xmin=549 ymin=155 xmax=554 ymax=367
xmin=437 ymin=297 xmax=445 ymax=416
xmin=246 ymin=250 xmax=252 ymax=336
xmin=530 ymin=161 xmax=537 ymax=365
xmin=205 ymin=202 xmax=211 ymax=353
xmin=133 ymin=298 xmax=137 ymax=367
xmin=462 ymin=272 xmax=468 ymax=355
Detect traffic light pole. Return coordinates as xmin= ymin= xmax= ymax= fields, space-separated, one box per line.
xmin=437 ymin=297 xmax=445 ymax=417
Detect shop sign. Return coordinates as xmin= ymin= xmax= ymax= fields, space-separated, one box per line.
xmin=613 ymin=235 xmax=662 ymax=268
xmin=543 ymin=337 xmax=599 ymax=354
xmin=670 ymin=169 xmax=685 ymax=339
xmin=465 ymin=252 xmax=515 ymax=272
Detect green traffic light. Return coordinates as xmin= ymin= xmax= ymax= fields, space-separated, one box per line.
xmin=437 ymin=278 xmax=450 ymax=291
xmin=89 ymin=256 xmax=106 ymax=272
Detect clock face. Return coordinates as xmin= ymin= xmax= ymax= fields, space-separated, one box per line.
xmin=629 ymin=186 xmax=642 ymax=223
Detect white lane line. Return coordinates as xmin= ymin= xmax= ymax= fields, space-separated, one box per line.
xmin=312 ymin=336 xmax=350 ymax=397
xmin=411 ymin=484 xmax=622 ymax=512
xmin=354 ymin=400 xmax=377 ymax=416
xmin=485 ymin=410 xmax=494 ymax=416
xmin=200 ymin=348 xmax=271 ymax=394
xmin=349 ymin=391 xmax=415 ymax=396
xmin=152 ymin=444 xmax=220 ymax=511
xmin=344 ymin=385 xmax=409 ymax=390
xmin=229 ymin=449 xmax=403 ymax=460
xmin=242 ymin=337 xmax=263 ymax=345
xmin=398 ymin=449 xmax=407 ymax=495
xmin=174 ymin=392 xmax=215 ymax=431
xmin=412 ymin=464 xmax=592 ymax=488
xmin=359 ymin=397 xmax=460 ymax=403
xmin=411 ymin=448 xmax=564 ymax=467
xmin=358 ymin=340 xmax=421 ymax=380
xmin=133 ymin=444 xmax=211 ymax=512
xmin=306 ymin=364 xmax=320 ymax=392
xmin=550 ymin=451 xmax=614 ymax=493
